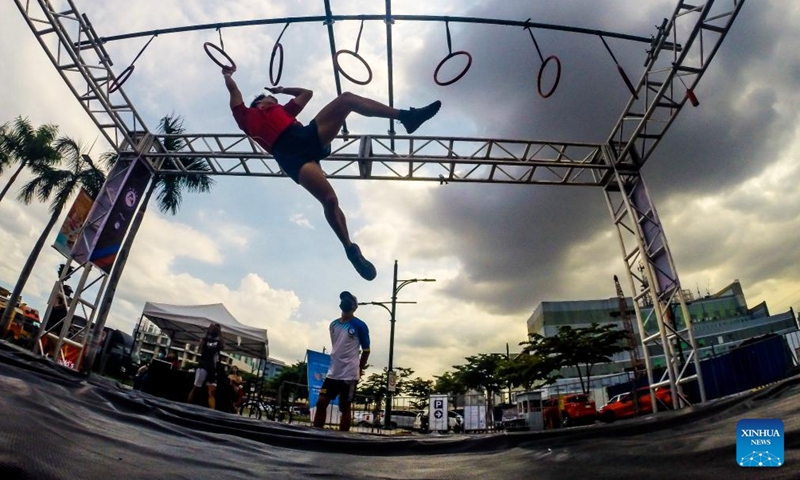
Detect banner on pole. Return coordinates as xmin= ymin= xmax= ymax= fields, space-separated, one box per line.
xmin=71 ymin=155 xmax=151 ymax=273
xmin=53 ymin=189 xmax=94 ymax=257
xmin=306 ymin=349 xmax=336 ymax=407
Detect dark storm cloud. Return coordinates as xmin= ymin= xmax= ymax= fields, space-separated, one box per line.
xmin=393 ymin=1 xmax=784 ymax=315
xmin=639 ymin=1 xmax=797 ymax=194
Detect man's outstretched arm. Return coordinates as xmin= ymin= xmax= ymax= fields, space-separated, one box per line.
xmin=266 ymin=86 xmax=313 ymax=113
xmin=223 ymin=66 xmax=244 ymax=108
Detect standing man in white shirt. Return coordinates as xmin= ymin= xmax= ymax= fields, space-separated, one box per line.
xmin=313 ymin=291 xmax=370 ymax=431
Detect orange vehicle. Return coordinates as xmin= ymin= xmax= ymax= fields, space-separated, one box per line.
xmin=0 ymin=287 xmax=41 ymax=349
xmin=599 ymin=386 xmax=673 ymax=423
xmin=543 ymin=393 xmax=598 ymax=428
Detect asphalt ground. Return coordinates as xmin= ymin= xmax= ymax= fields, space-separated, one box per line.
xmin=0 ymin=342 xmax=797 ymax=480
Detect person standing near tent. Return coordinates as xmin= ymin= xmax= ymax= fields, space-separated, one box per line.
xmin=221 ymin=66 xmax=441 ymax=281
xmin=187 ymin=323 xmax=224 ymax=409
xmin=313 ymin=291 xmax=370 ymax=431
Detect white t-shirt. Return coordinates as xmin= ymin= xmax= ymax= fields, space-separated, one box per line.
xmin=326 ymin=317 xmax=370 ymax=381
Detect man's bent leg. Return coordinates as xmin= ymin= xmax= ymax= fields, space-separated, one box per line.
xmin=297 ymin=162 xmax=351 ymax=248
xmin=297 ymin=153 xmax=377 ymax=279
xmin=314 ymin=92 xmax=401 ymax=144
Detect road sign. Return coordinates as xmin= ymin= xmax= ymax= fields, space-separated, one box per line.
xmin=429 ymin=394 xmax=448 ymax=431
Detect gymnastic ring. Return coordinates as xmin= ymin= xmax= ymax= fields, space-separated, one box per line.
xmin=334 ymin=49 xmax=372 ymax=85
xmin=269 ymin=42 xmax=284 ymax=86
xmin=109 ymin=65 xmax=134 ymax=94
xmin=537 ymin=55 xmax=561 ymax=99
xmin=434 ymin=51 xmax=472 ymax=87
xmin=203 ymin=42 xmax=236 ymax=70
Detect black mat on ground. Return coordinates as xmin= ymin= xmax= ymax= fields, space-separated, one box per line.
xmin=0 ymin=342 xmax=797 ymax=480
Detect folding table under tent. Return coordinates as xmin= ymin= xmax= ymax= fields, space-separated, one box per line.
xmin=141 ymin=302 xmax=269 ymax=361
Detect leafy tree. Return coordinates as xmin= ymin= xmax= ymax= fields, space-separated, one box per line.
xmin=0 ymin=136 xmax=105 ymax=330
xmin=0 ymin=117 xmax=60 ymax=205
xmin=453 ymin=353 xmax=507 ymax=416
xmin=359 ymin=366 xmax=414 ymax=412
xmin=433 ymin=370 xmax=467 ymax=404
xmin=404 ymin=377 xmax=434 ymax=410
xmin=267 ymin=361 xmax=307 ymax=406
xmin=359 ymin=371 xmax=387 ymax=413
xmin=524 ymin=323 xmax=628 ymax=394
xmin=496 ymin=352 xmax=560 ymax=391
xmin=454 ymin=354 xmax=506 ymax=395
xmin=87 ymin=114 xmax=215 ymax=366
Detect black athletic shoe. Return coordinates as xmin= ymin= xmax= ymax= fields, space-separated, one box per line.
xmin=399 ymin=100 xmax=442 ymax=134
xmin=346 ymin=243 xmax=377 ymax=281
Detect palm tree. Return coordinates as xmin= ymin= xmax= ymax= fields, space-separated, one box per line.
xmin=0 ymin=123 xmax=9 ymax=172
xmin=0 ymin=136 xmax=105 ymax=330
xmin=0 ymin=117 xmax=60 ymax=205
xmin=86 ymin=114 xmax=214 ymax=366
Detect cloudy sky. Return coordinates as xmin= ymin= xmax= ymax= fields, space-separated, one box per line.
xmin=2 ymin=0 xmax=799 ymax=380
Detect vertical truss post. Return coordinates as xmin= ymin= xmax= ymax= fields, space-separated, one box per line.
xmin=601 ymin=146 xmax=706 ymax=408
xmin=384 ymin=0 xmax=396 ymax=139
xmin=35 ymin=259 xmax=108 ymax=372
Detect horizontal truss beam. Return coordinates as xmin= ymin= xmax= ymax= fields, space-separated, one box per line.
xmin=135 ymin=134 xmax=612 ymax=186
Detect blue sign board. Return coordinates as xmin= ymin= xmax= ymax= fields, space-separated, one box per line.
xmin=306 ymin=350 xmax=336 ymax=408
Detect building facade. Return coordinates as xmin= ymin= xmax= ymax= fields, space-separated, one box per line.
xmin=527 ymin=280 xmax=799 ymax=376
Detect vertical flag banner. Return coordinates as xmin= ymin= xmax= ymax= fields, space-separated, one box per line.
xmin=306 ymin=350 xmax=337 ymax=407
xmin=53 ymin=189 xmax=94 ymax=257
xmin=71 ymin=154 xmax=151 ymax=273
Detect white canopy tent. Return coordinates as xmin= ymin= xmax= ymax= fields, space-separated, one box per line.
xmin=141 ymin=302 xmax=268 ymax=359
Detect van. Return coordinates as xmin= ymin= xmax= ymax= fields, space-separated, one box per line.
xmin=354 ymin=410 xmax=418 ymax=429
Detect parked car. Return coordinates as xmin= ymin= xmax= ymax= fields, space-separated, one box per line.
xmin=538 ymin=394 xmax=599 ymax=428
xmin=354 ymin=410 xmax=382 ymax=427
xmin=413 ymin=410 xmax=463 ymax=433
xmin=542 ymin=398 xmax=561 ymax=429
xmin=354 ymin=410 xmax=418 ymax=429
xmin=599 ymin=386 xmax=673 ymax=422
xmin=386 ymin=410 xmax=418 ymax=429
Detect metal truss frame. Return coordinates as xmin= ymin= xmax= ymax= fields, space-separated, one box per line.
xmin=608 ymin=0 xmax=746 ymax=168
xmin=142 ymin=133 xmax=609 ymax=185
xmin=599 ymin=0 xmax=743 ymax=409
xmin=14 ymin=0 xmax=747 ymax=407
xmin=34 ymin=260 xmax=108 ymax=371
xmin=602 ymin=161 xmax=705 ymax=409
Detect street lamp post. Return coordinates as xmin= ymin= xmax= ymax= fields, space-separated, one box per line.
xmin=383 ymin=260 xmax=435 ymax=429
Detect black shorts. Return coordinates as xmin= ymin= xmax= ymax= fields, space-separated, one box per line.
xmin=319 ymin=378 xmax=357 ymax=405
xmin=272 ymin=120 xmax=332 ymax=183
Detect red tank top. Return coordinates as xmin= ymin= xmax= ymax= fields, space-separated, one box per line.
xmin=231 ymin=100 xmax=302 ymax=153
